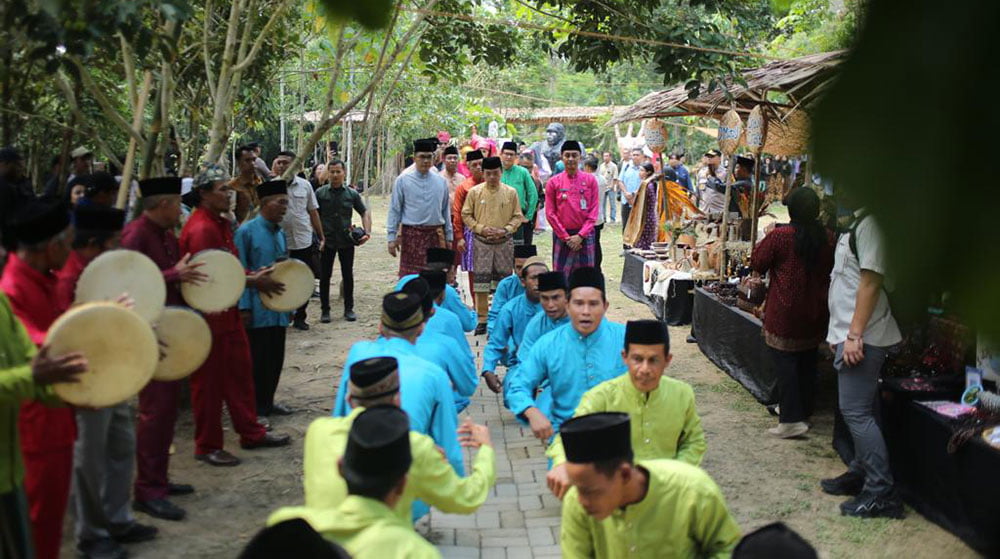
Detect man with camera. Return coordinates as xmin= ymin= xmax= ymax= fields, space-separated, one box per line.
xmin=315 ymin=160 xmax=371 ymax=323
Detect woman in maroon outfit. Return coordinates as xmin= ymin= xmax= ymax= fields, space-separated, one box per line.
xmin=752 ymin=187 xmax=834 ymax=438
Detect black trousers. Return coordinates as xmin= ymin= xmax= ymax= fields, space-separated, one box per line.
xmin=621 ymin=203 xmax=632 ymax=230
xmin=768 ymin=346 xmax=818 ymax=424
xmin=319 ymin=244 xmax=356 ymax=313
xmin=0 ymin=487 xmax=31 ymax=559
xmin=594 ymin=223 xmax=604 ymax=272
xmin=515 ymin=220 xmax=534 ymax=247
xmin=247 ymin=326 xmax=287 ymax=415
xmin=289 ymin=247 xmax=317 ymax=321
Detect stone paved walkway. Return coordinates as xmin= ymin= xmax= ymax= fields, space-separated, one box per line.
xmin=418 ymin=336 xmax=563 ymax=559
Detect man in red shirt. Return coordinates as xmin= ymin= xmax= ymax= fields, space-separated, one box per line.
xmin=452 ymin=150 xmax=483 ymax=297
xmin=0 ymin=200 xmax=78 ymax=559
xmin=179 ymin=165 xmax=290 ymax=468
xmin=122 ymin=176 xmax=206 ymax=521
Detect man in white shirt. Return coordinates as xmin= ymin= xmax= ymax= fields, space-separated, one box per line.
xmin=821 ymin=206 xmax=903 ymax=519
xmin=597 ymin=152 xmax=618 ymax=224
xmin=272 ymin=151 xmax=326 ymax=330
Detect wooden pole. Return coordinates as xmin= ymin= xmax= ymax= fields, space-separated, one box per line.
xmin=749 ymin=149 xmax=763 ymax=246
xmin=116 ymin=72 xmax=153 ymax=209
xmin=717 ymin=154 xmax=735 ymax=279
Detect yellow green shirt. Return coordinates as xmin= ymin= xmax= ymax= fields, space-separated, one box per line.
xmin=269 ymin=496 xmax=441 ymax=559
xmin=301 ymin=408 xmax=495 ymax=522
xmin=561 ymin=459 xmax=740 ymax=559
xmin=461 ymin=182 xmax=525 ymax=236
xmin=547 ymin=374 xmax=706 ymax=467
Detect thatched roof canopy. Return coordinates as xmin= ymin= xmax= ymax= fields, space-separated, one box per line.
xmin=609 ymin=51 xmax=845 ymax=125
xmin=499 ymin=105 xmax=627 ymax=125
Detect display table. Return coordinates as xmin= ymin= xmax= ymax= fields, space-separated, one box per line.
xmin=691 ymin=287 xmax=777 ymax=405
xmin=881 ymin=392 xmax=1000 ymax=555
xmin=620 ymin=253 xmax=694 ymax=326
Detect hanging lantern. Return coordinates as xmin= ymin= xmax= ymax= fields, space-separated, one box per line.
xmin=745 ymin=105 xmax=768 ymax=151
xmin=642 ymin=119 xmax=669 ymax=154
xmin=717 ymin=109 xmax=743 ymax=155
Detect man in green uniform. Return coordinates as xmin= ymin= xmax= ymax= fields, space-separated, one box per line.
xmin=500 ymin=141 xmax=538 ymax=246
xmin=270 ymin=356 xmax=494 ymax=524
xmin=271 ymin=405 xmax=441 ymax=558
xmin=559 ymin=412 xmax=740 ymax=559
xmin=546 ymin=319 xmax=706 ymax=498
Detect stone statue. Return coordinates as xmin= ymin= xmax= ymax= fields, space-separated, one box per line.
xmin=530 ymin=122 xmax=584 ymax=176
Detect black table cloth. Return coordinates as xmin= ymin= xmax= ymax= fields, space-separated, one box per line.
xmin=619 ymin=253 xmax=693 ymax=326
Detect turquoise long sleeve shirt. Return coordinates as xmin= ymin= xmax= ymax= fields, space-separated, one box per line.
xmin=415 ymin=330 xmax=478 ymax=412
xmin=487 ymin=274 xmax=524 ymax=335
xmin=482 ymin=295 xmax=541 ymax=373
xmin=235 ymin=216 xmax=291 ymax=328
xmin=396 ymin=275 xmax=476 ymax=333
xmin=505 ymin=319 xmax=627 ymax=433
xmin=518 ymin=312 xmax=571 ymax=359
xmin=426 ymin=306 xmax=473 ymax=360
xmin=333 ymin=337 xmax=464 ymax=477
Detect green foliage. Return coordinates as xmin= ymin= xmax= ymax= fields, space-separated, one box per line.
xmin=316 ymin=0 xmax=395 ymax=29
xmin=769 ymin=0 xmax=858 ymax=55
xmin=417 ymin=0 xmax=523 ymax=83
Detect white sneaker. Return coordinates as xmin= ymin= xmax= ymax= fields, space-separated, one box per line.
xmin=767 ymin=422 xmax=809 ymax=439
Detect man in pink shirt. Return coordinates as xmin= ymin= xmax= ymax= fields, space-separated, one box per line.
xmin=544 ymin=140 xmax=599 ymax=277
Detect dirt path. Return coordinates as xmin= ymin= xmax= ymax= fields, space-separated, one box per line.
xmin=63 ymin=196 xmax=976 ymax=558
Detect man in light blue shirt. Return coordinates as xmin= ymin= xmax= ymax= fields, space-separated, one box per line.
xmin=505 ymin=267 xmax=627 ymax=442
xmin=481 ymin=257 xmax=548 ymax=393
xmin=395 ymin=247 xmax=477 ymax=332
xmin=398 ymin=273 xmax=473 ymax=361
xmin=387 ymin=138 xmax=453 ymax=277
xmin=235 ymin=180 xmax=293 ymax=417
xmin=332 ymin=291 xmax=464 ymax=478
xmin=487 ymin=244 xmax=535 ymax=336
xmin=616 ymin=148 xmax=645 ymax=228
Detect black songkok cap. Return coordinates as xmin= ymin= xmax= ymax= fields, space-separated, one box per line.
xmin=341 ymin=405 xmax=412 ymax=492
xmin=500 ymin=141 xmax=518 ymax=153
xmin=705 ymin=148 xmax=722 ymax=158
xmin=465 ymin=150 xmax=484 ymax=163
xmin=400 ymin=277 xmax=434 ymax=316
xmin=537 ymin=271 xmax=567 ymax=292
xmin=561 ymin=140 xmax=582 ymax=154
xmin=732 ymin=522 xmax=818 ymax=559
xmin=443 ymin=145 xmax=459 ymax=156
xmin=8 ymin=200 xmax=71 ymax=245
xmin=735 ymin=154 xmax=755 ymax=172
xmin=568 ymin=266 xmax=605 ymax=294
xmin=625 ymin=319 xmax=669 ymax=350
xmin=426 ymin=247 xmax=455 ymax=266
xmin=419 ymin=270 xmax=447 ymax=299
xmin=349 ymin=357 xmax=400 ymax=401
xmin=381 ymin=291 xmax=424 ymax=330
xmin=74 ymin=206 xmax=125 ymax=232
xmin=413 ymin=138 xmax=438 ymax=153
xmin=256 ymin=180 xmax=287 ymax=199
xmin=513 ymin=244 xmax=537 ymax=259
xmin=239 ymin=519 xmax=350 ymax=559
xmin=138 ymin=177 xmax=182 ymax=197
xmin=561 ymin=412 xmax=632 ymax=464
xmin=482 ymin=156 xmax=502 ymax=170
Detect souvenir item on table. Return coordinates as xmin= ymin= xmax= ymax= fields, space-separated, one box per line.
xmin=47 ymin=302 xmax=158 ymax=408
xmin=75 ymin=249 xmax=167 ymax=323
xmin=738 ymin=274 xmax=767 ymax=305
xmin=982 ymin=426 xmax=1000 ymax=450
xmin=979 ymin=390 xmax=1000 ymax=415
xmin=641 ymin=119 xmax=668 ymax=154
xmin=717 ymin=109 xmax=743 ymax=155
xmin=916 ymin=400 xmax=976 ymax=419
xmin=977 ymin=334 xmax=1000 ymax=383
xmin=744 ymin=105 xmax=767 ymax=151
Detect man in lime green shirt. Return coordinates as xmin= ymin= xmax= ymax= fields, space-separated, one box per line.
xmin=272 ymin=405 xmax=441 ymax=558
xmin=270 ymin=356 xmax=494 ymax=525
xmin=546 ymin=319 xmax=706 ymax=498
xmin=500 ymin=141 xmax=538 ymax=245
xmin=0 ymin=288 xmax=88 ymax=558
xmin=559 ymin=412 xmax=740 ymax=559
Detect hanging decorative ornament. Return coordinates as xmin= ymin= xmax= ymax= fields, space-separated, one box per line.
xmin=642 ymin=119 xmax=669 ymax=154
xmin=745 ymin=105 xmax=768 ymax=151
xmin=717 ymin=109 xmax=743 ymax=155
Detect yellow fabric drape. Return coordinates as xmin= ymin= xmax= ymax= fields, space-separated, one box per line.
xmin=623 ymin=178 xmax=651 ymax=247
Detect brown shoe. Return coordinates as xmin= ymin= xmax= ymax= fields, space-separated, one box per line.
xmin=240 ymin=432 xmax=291 ymax=450
xmin=194 ymin=450 xmax=241 ymax=467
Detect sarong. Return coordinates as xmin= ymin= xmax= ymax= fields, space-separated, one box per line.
xmin=398 ymin=225 xmax=446 ymax=277
xmin=552 ymin=228 xmax=595 ymax=278
xmin=460 ymin=229 xmax=474 ymax=272
xmin=472 ymin=236 xmax=514 ymax=293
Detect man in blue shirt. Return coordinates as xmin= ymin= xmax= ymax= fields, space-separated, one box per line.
xmin=398 ymin=272 xmax=473 ymax=360
xmin=487 ymin=244 xmax=535 ymax=336
xmin=332 ymin=292 xmax=464 ymax=477
xmin=668 ymin=152 xmax=692 ymax=194
xmin=395 ymin=247 xmax=477 ymax=332
xmin=615 ymin=149 xmax=645 ymax=229
xmin=481 ymin=256 xmax=548 ymax=393
xmin=505 ymin=267 xmax=627 ymax=442
xmin=235 ymin=180 xmax=293 ymax=417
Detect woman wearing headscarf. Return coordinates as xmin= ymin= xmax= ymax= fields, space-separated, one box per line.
xmin=622 ymin=162 xmax=659 ymax=249
xmin=752 ymin=187 xmax=834 ymax=438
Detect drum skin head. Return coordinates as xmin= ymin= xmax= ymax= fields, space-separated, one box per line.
xmin=152 ymin=307 xmax=212 ymax=381
xmin=181 ymin=249 xmax=246 ymax=313
xmin=260 ymin=258 xmax=313 ymax=312
xmin=47 ymin=303 xmax=158 ymax=408
xmin=75 ymin=250 xmax=166 ymax=323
